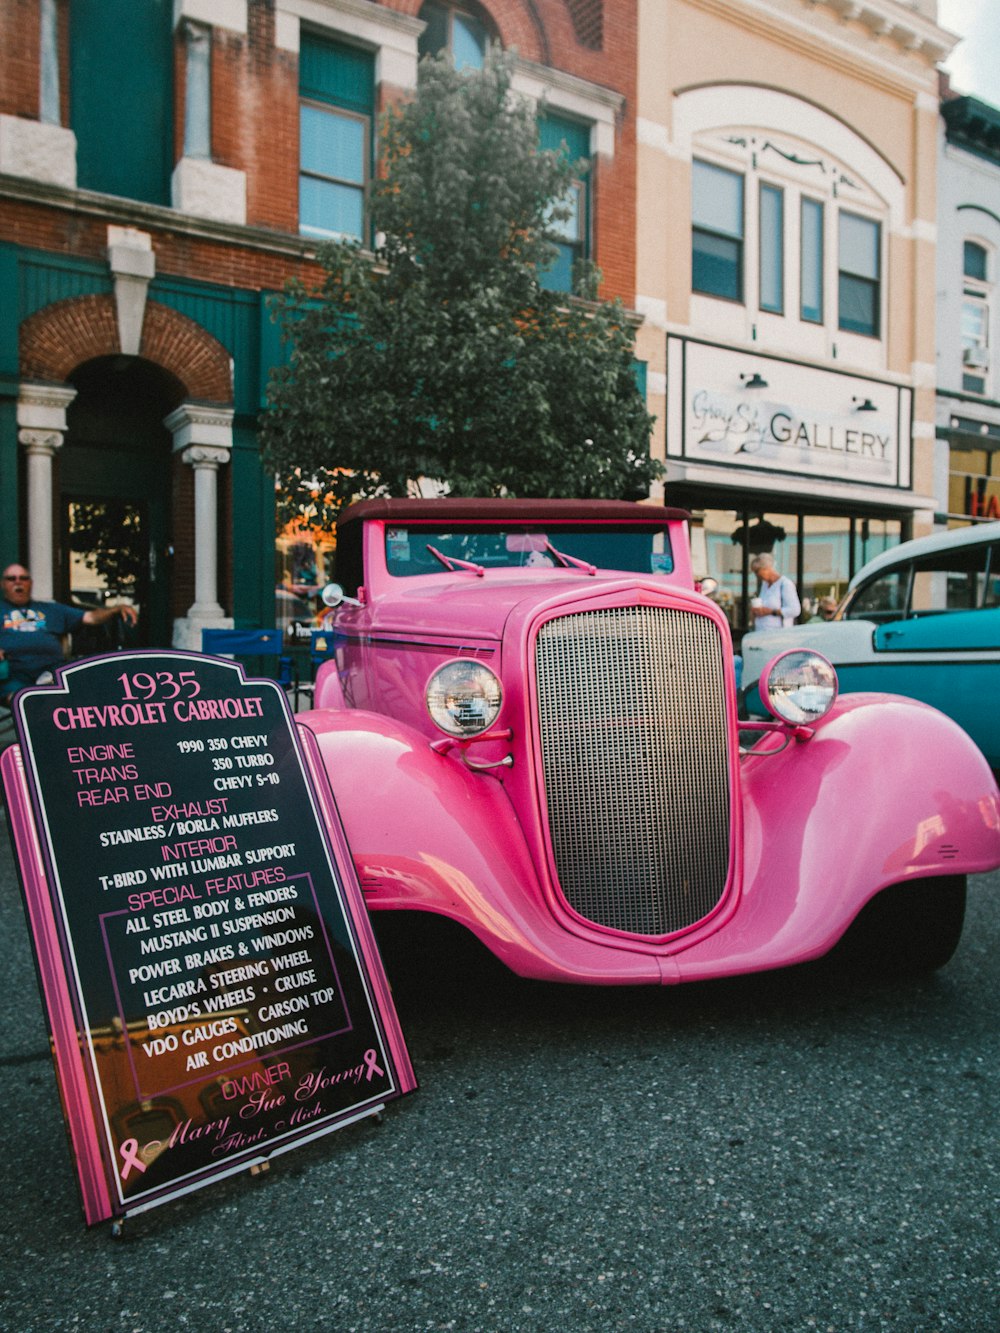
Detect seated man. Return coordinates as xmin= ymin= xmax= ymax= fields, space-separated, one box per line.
xmin=0 ymin=564 xmax=138 ymax=704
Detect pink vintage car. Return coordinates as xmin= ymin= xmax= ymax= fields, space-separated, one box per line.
xmin=298 ymin=498 xmax=1000 ymax=983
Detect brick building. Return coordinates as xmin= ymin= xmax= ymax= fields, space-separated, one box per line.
xmin=0 ymin=0 xmax=638 ymax=648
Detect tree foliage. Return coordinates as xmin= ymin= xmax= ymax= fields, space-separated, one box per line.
xmin=68 ymin=502 xmax=143 ymax=593
xmin=262 ymin=52 xmax=659 ymax=524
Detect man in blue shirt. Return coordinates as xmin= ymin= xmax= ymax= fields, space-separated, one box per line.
xmin=0 ymin=564 xmax=138 ymax=704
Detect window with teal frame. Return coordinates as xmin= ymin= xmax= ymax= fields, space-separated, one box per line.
xmin=71 ymin=0 xmax=173 ymax=204
xmin=838 ymin=211 xmax=880 ymax=337
xmin=418 ymin=3 xmax=490 ymax=70
xmin=692 ymin=160 xmax=744 ymax=303
xmin=539 ymin=114 xmax=591 ymax=294
xmin=759 ymin=184 xmax=784 ymax=314
xmin=299 ymin=34 xmax=374 ymax=244
xmin=800 ymin=197 xmax=824 ymax=323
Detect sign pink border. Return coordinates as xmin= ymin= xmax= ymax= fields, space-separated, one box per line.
xmin=2 ymin=653 xmax=416 ymax=1227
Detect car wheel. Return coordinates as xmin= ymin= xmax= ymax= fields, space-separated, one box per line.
xmin=835 ymin=875 xmax=967 ymax=975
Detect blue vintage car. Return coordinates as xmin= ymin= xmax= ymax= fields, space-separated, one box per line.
xmin=741 ymin=521 xmax=1000 ymax=771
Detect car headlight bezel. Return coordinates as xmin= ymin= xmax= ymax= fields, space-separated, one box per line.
xmin=759 ymin=649 xmax=838 ymax=726
xmin=425 ymin=658 xmax=504 ymax=738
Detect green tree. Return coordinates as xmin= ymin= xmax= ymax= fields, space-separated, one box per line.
xmin=262 ymin=53 xmax=659 ymax=524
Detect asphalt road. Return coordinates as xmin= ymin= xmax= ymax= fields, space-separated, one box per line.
xmin=0 ymin=808 xmax=996 ymax=1333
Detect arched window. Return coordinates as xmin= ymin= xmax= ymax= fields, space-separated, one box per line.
xmin=962 ymin=241 xmax=991 ymax=395
xmin=690 ymin=142 xmax=883 ymax=339
xmin=418 ymin=3 xmax=493 ymax=71
xmin=677 ymin=87 xmax=900 ymax=364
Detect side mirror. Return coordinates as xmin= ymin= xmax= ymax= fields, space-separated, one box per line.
xmin=321 ymin=582 xmax=361 ymax=609
xmin=697 ymin=577 xmax=719 ymax=596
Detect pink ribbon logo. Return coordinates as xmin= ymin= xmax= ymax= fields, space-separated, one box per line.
xmin=363 ymin=1048 xmax=385 ymax=1081
xmin=118 ymin=1138 xmax=147 ymax=1180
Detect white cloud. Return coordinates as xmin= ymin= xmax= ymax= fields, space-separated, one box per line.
xmin=938 ymin=0 xmax=1000 ymax=103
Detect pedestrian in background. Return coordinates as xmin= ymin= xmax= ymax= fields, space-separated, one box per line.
xmin=808 ymin=595 xmax=838 ymax=623
xmin=0 ymin=564 xmax=138 ymax=704
xmin=749 ymin=553 xmax=801 ymax=630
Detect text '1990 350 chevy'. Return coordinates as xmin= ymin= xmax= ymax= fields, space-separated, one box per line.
xmin=297 ymin=498 xmax=1000 ymax=983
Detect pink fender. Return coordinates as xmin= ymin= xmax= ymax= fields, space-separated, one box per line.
xmin=297 ymin=707 xmax=661 ymax=983
xmin=297 ymin=696 xmax=1000 ymax=986
xmin=314 ymin=657 xmax=347 ymax=710
xmin=673 ymin=693 xmax=1000 ymax=980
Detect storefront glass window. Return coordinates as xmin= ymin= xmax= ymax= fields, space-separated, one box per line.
xmin=693 ymin=508 xmax=742 ymax=628
xmin=949 ymin=446 xmax=1000 ymax=523
xmin=800 ymin=514 xmax=851 ymax=612
xmin=275 ymin=517 xmax=336 ymax=642
xmin=852 ymin=517 xmax=901 ymax=574
xmin=694 ymin=509 xmax=902 ymax=632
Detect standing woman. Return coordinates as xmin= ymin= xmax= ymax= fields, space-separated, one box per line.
xmin=749 ymin=553 xmax=801 ymax=629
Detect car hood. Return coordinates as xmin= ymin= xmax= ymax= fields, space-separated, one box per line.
xmin=740 ymin=620 xmax=878 ymax=686
xmin=363 ymin=570 xmax=676 ymax=643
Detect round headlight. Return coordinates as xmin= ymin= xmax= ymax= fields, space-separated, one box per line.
xmin=426 ymin=659 xmax=503 ymax=737
xmin=759 ymin=650 xmax=838 ymax=726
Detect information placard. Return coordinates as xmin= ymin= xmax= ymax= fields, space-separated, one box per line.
xmin=1 ymin=651 xmax=415 ymax=1226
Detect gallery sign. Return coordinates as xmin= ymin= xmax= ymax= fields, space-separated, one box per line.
xmin=1 ymin=651 xmax=416 ymax=1228
xmin=666 ymin=336 xmax=912 ymax=491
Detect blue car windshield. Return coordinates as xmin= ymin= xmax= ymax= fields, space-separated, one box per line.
xmin=384 ymin=524 xmax=674 ymax=578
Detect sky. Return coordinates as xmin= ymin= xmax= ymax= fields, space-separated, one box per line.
xmin=937 ymin=0 xmax=1000 ymax=102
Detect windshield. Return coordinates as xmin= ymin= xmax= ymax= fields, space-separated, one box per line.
xmin=845 ymin=539 xmax=1000 ymax=621
xmin=384 ymin=524 xmax=674 ymax=578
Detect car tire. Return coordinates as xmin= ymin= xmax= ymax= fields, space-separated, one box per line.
xmin=835 ymin=874 xmax=967 ymax=975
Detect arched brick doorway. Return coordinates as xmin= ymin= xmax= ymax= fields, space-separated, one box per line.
xmin=62 ymin=356 xmax=185 ymax=648
xmin=18 ymin=295 xmax=234 ymax=647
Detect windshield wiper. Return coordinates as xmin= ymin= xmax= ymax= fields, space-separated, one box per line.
xmin=544 ymin=541 xmax=596 ymax=576
xmin=426 ymin=545 xmax=485 ymax=577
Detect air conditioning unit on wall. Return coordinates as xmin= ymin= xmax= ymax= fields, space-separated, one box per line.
xmin=963 ymin=345 xmax=990 ymax=370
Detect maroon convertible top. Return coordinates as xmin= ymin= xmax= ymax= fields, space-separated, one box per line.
xmin=337 ymin=497 xmax=690 ymax=531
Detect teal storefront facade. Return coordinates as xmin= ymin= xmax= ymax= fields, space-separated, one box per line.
xmin=0 ymin=236 xmax=282 ymax=648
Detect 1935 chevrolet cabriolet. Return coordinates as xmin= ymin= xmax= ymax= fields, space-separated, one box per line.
xmin=297 ymin=498 xmax=1000 ymax=983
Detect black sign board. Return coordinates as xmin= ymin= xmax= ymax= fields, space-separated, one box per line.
xmin=2 ymin=652 xmax=415 ymax=1225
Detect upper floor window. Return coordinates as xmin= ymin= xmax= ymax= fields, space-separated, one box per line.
xmin=800 ymin=197 xmax=824 ymax=323
xmin=759 ymin=184 xmax=784 ymax=314
xmin=962 ymin=241 xmax=991 ymax=394
xmin=965 ymin=241 xmax=988 ymax=283
xmin=298 ymin=34 xmax=374 ymax=245
xmin=838 ymin=211 xmax=880 ymax=338
xmin=539 ymin=114 xmax=591 ymax=294
xmin=692 ymin=159 xmax=744 ymax=302
xmin=70 ymin=0 xmax=173 ymax=205
xmin=419 ymin=3 xmax=491 ymax=71
xmin=690 ymin=138 xmax=886 ymax=349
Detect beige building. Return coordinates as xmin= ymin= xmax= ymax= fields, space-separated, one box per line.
xmin=635 ymin=0 xmax=957 ymax=630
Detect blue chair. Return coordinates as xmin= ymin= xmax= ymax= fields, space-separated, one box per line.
xmin=309 ymin=628 xmax=338 ymax=672
xmin=291 ymin=628 xmax=339 ymax=708
xmin=200 ymin=628 xmax=298 ymax=703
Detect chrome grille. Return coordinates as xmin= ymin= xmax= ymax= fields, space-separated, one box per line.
xmin=535 ymin=605 xmax=731 ymax=936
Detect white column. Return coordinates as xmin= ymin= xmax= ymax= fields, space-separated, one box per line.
xmin=17 ymin=384 xmax=77 ymax=600
xmin=184 ymin=444 xmax=229 ymax=618
xmin=165 ymin=404 xmax=234 ymax=649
